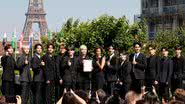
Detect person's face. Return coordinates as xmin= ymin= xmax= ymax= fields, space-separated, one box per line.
xmin=47 ymin=45 xmax=54 ymax=54
xmin=134 ymin=44 xmax=141 ymax=53
xmin=120 ymin=54 xmax=127 ymax=61
xmin=108 ymin=47 xmax=114 ymax=55
xmin=149 ymin=47 xmax=156 ymax=56
xmin=80 ymin=48 xmax=87 ymax=56
xmin=7 ymin=46 xmax=14 ymax=55
xmin=96 ymin=48 xmax=101 ymax=56
xmin=162 ymin=49 xmax=168 ymax=57
xmin=175 ymin=49 xmax=181 ymax=56
xmin=60 ymin=46 xmax=66 ymax=54
xmin=36 ymin=46 xmax=42 ymax=54
xmin=23 ymin=47 xmax=30 ymax=55
xmin=69 ymin=49 xmax=74 ymax=56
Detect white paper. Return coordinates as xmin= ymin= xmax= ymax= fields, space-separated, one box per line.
xmin=83 ymin=60 xmax=93 ymax=72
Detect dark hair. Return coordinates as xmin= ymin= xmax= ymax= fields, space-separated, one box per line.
xmin=4 ymin=44 xmax=12 ymax=51
xmin=34 ymin=43 xmax=43 ymax=50
xmin=62 ymin=92 xmax=80 ymax=104
xmin=95 ymin=46 xmax=103 ymax=53
xmin=108 ymin=45 xmax=114 ymax=49
xmin=148 ymin=44 xmax=156 ymax=50
xmin=174 ymin=45 xmax=182 ymax=50
xmin=120 ymin=50 xmax=130 ymax=63
xmin=143 ymin=92 xmax=159 ymax=104
xmin=133 ymin=42 xmax=142 ymax=47
xmin=75 ymin=90 xmax=88 ymax=101
xmin=161 ymin=47 xmax=168 ymax=52
xmin=68 ymin=45 xmax=75 ymax=51
xmin=47 ymin=43 xmax=55 ymax=49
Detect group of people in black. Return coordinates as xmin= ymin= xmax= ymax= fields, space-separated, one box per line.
xmin=1 ymin=42 xmax=185 ymax=104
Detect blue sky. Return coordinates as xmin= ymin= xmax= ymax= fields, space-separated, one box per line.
xmin=0 ymin=0 xmax=141 ymax=39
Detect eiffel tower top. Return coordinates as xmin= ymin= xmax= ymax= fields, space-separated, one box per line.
xmin=23 ymin=0 xmax=48 ymax=41
xmin=26 ymin=0 xmax=46 ymax=15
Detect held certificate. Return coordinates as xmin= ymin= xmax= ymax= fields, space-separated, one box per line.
xmin=83 ymin=60 xmax=93 ymax=72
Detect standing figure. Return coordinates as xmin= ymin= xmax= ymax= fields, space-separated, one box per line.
xmin=76 ymin=45 xmax=91 ymax=91
xmin=17 ymin=45 xmax=32 ymax=104
xmin=172 ymin=45 xmax=185 ymax=93
xmin=55 ymin=44 xmax=68 ymax=101
xmin=31 ymin=44 xmax=45 ymax=104
xmin=118 ymin=51 xmax=132 ymax=98
xmin=129 ymin=42 xmax=147 ymax=93
xmin=62 ymin=46 xmax=78 ymax=90
xmin=146 ymin=45 xmax=160 ymax=92
xmin=158 ymin=47 xmax=173 ymax=102
xmin=42 ymin=43 xmax=56 ymax=104
xmin=92 ymin=47 xmax=106 ymax=91
xmin=1 ymin=44 xmax=16 ymax=96
xmin=105 ymin=45 xmax=119 ymax=95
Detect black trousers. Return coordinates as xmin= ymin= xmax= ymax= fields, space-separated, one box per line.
xmin=76 ymin=78 xmax=90 ymax=91
xmin=46 ymin=81 xmax=55 ymax=104
xmin=33 ymin=82 xmax=44 ymax=104
xmin=106 ymin=81 xmax=116 ymax=96
xmin=131 ymin=79 xmax=145 ymax=93
xmin=158 ymin=82 xmax=170 ymax=102
xmin=171 ymin=78 xmax=183 ymax=94
xmin=21 ymin=82 xmax=31 ymax=104
xmin=145 ymin=79 xmax=155 ymax=92
xmin=55 ymin=81 xmax=64 ymax=102
xmin=120 ymin=81 xmax=131 ymax=98
xmin=1 ymin=80 xmax=15 ymax=96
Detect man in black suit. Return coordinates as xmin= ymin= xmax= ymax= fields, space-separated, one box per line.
xmin=105 ymin=45 xmax=119 ymax=95
xmin=76 ymin=45 xmax=91 ymax=91
xmin=1 ymin=44 xmax=16 ymax=96
xmin=42 ymin=43 xmax=56 ymax=104
xmin=146 ymin=45 xmax=160 ymax=92
xmin=129 ymin=42 xmax=147 ymax=93
xmin=158 ymin=47 xmax=173 ymax=102
xmin=16 ymin=45 xmax=32 ymax=104
xmin=31 ymin=44 xmax=45 ymax=104
xmin=62 ymin=46 xmax=78 ymax=90
xmin=55 ymin=44 xmax=67 ymax=101
xmin=172 ymin=46 xmax=185 ymax=93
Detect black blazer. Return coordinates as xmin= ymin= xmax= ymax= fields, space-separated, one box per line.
xmin=1 ymin=55 xmax=16 ymax=81
xmin=118 ymin=61 xmax=132 ymax=82
xmin=172 ymin=56 xmax=185 ymax=79
xmin=105 ymin=54 xmax=119 ymax=82
xmin=42 ymin=53 xmax=56 ymax=81
xmin=159 ymin=57 xmax=173 ymax=83
xmin=62 ymin=56 xmax=78 ymax=82
xmin=146 ymin=55 xmax=160 ymax=80
xmin=31 ymin=54 xmax=45 ymax=82
xmin=56 ymin=53 xmax=68 ymax=80
xmin=76 ymin=56 xmax=90 ymax=82
xmin=129 ymin=53 xmax=147 ymax=80
xmin=16 ymin=54 xmax=32 ymax=82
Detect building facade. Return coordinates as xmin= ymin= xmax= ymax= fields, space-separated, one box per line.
xmin=141 ymin=0 xmax=185 ymax=39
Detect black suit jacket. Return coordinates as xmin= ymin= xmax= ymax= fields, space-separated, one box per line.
xmin=31 ymin=54 xmax=45 ymax=82
xmin=118 ymin=61 xmax=132 ymax=82
xmin=62 ymin=56 xmax=78 ymax=82
xmin=129 ymin=53 xmax=147 ymax=80
xmin=76 ymin=56 xmax=90 ymax=82
xmin=159 ymin=57 xmax=173 ymax=83
xmin=146 ymin=55 xmax=160 ymax=80
xmin=56 ymin=53 xmax=68 ymax=80
xmin=16 ymin=54 xmax=32 ymax=82
xmin=1 ymin=55 xmax=16 ymax=81
xmin=42 ymin=53 xmax=56 ymax=81
xmin=172 ymin=56 xmax=185 ymax=79
xmin=105 ymin=54 xmax=119 ymax=82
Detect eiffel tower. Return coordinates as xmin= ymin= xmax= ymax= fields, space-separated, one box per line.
xmin=23 ymin=0 xmax=48 ymax=41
